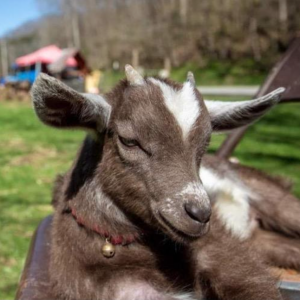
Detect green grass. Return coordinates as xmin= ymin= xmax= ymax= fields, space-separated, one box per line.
xmin=0 ymin=92 xmax=300 ymax=299
xmin=0 ymin=102 xmax=84 ymax=299
xmin=170 ymin=60 xmax=267 ymax=85
xmin=99 ymin=60 xmax=267 ymax=92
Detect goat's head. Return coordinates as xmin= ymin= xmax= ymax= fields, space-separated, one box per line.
xmin=31 ymin=66 xmax=284 ymax=242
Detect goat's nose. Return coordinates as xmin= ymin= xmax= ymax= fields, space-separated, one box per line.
xmin=184 ymin=203 xmax=211 ymax=224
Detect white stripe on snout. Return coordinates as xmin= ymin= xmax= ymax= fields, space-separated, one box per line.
xmin=162 ymin=183 xmax=209 ymax=214
xmin=177 ymin=182 xmax=210 ymax=205
xmin=149 ymin=78 xmax=200 ymax=139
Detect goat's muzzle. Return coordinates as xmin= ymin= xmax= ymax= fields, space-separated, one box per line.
xmin=151 ymin=182 xmax=211 ymax=240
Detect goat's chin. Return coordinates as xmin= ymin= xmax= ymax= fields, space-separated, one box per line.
xmin=153 ymin=210 xmax=210 ymax=243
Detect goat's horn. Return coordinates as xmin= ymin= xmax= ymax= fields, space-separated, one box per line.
xmin=186 ymin=71 xmax=196 ymax=87
xmin=125 ymin=64 xmax=144 ymax=86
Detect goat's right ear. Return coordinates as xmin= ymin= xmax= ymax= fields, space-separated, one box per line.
xmin=204 ymin=88 xmax=285 ymax=132
xmin=31 ymin=73 xmax=111 ymax=132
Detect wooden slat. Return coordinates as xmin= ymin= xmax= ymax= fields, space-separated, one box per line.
xmin=15 ymin=216 xmax=55 ymax=300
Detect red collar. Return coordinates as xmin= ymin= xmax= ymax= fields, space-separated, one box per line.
xmin=70 ymin=207 xmax=140 ymax=245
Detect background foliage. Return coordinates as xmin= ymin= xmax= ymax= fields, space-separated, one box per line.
xmin=0 ymin=0 xmax=299 ymax=74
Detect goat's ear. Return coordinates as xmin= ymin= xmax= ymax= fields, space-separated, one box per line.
xmin=31 ymin=73 xmax=111 ymax=132
xmin=204 ymin=88 xmax=285 ymax=132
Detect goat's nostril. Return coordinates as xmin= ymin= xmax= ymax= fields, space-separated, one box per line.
xmin=184 ymin=203 xmax=211 ymax=224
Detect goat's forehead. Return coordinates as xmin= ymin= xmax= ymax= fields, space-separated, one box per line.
xmin=148 ymin=78 xmax=203 ymax=139
xmin=116 ymin=77 xmax=207 ymax=139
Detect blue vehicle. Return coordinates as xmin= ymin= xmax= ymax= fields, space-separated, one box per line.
xmin=3 ymin=45 xmax=89 ymax=92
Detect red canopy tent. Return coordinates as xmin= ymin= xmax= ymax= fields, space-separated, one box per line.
xmin=15 ymin=45 xmax=77 ymax=67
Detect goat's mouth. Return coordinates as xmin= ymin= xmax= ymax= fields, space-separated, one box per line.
xmin=155 ymin=210 xmax=210 ymax=240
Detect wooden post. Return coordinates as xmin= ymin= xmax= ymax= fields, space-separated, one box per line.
xmin=164 ymin=57 xmax=172 ymax=73
xmin=71 ymin=12 xmax=81 ymax=49
xmin=1 ymin=39 xmax=8 ymax=77
xmin=179 ymin=0 xmax=188 ymax=25
xmin=278 ymin=0 xmax=288 ymax=33
xmin=132 ymin=49 xmax=140 ymax=69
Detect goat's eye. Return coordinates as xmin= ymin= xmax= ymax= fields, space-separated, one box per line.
xmin=119 ymin=136 xmax=139 ymax=148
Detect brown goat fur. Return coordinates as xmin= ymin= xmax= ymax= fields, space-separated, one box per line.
xmin=203 ymin=155 xmax=300 ymax=272
xmin=252 ymin=229 xmax=300 ymax=271
xmin=233 ymin=162 xmax=300 ymax=239
xmin=31 ymin=69 xmax=288 ymax=300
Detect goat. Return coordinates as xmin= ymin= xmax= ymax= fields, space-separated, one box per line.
xmin=31 ymin=66 xmax=286 ymax=300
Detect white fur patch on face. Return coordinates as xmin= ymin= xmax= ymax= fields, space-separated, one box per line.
xmin=149 ymin=78 xmax=200 ymax=139
xmin=200 ymin=167 xmax=258 ymax=240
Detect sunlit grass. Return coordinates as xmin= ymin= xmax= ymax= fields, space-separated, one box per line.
xmin=99 ymin=59 xmax=267 ymax=92
xmin=0 ymin=102 xmax=84 ymax=299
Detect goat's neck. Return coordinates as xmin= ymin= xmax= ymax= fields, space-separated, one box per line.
xmin=68 ymin=179 xmax=140 ymax=238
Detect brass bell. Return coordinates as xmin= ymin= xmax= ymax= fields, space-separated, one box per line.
xmin=101 ymin=239 xmax=115 ymax=258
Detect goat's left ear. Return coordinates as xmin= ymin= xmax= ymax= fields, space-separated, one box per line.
xmin=31 ymin=73 xmax=111 ymax=132
xmin=204 ymin=88 xmax=285 ymax=132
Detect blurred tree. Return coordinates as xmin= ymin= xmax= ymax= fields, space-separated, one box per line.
xmin=0 ymin=0 xmax=299 ymax=75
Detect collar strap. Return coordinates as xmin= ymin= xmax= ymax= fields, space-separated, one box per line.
xmin=70 ymin=207 xmax=139 ymax=245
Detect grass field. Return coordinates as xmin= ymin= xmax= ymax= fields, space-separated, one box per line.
xmin=99 ymin=60 xmax=267 ymax=92
xmin=0 ymin=84 xmax=300 ymax=299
